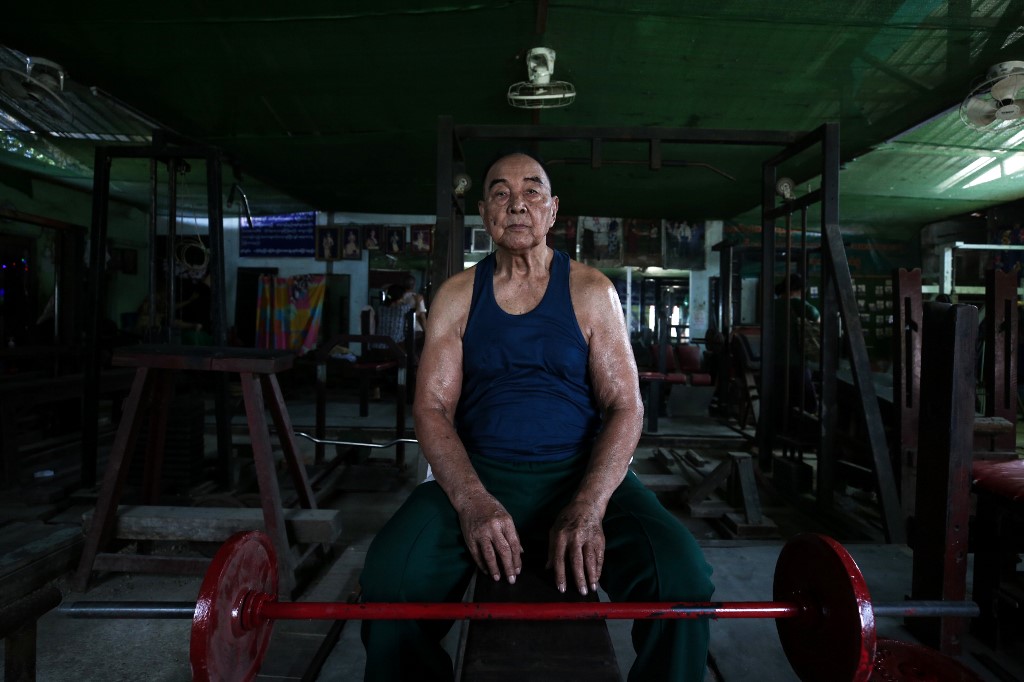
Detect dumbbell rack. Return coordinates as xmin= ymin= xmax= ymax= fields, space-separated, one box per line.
xmin=73 ymin=345 xmax=319 ymax=596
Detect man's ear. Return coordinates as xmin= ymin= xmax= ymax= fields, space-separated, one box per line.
xmin=549 ymin=196 xmax=559 ymax=225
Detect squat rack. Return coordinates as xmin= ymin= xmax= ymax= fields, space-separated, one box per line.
xmin=82 ymin=136 xmax=231 ymax=489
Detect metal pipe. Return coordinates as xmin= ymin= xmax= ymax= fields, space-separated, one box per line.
xmin=872 ymin=601 xmax=979 ymax=618
xmin=294 ymin=433 xmax=419 ymax=449
xmin=59 ymin=601 xmax=196 ymax=619
xmin=59 ymin=597 xmax=979 ymax=622
xmin=259 ymin=600 xmax=800 ymax=623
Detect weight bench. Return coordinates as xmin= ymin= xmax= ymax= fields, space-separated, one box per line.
xmin=455 ymin=560 xmax=621 ymax=682
xmin=970 ymin=458 xmax=1024 ymax=649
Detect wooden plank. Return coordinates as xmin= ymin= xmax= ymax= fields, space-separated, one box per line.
xmin=730 ymin=452 xmax=763 ymax=525
xmin=92 ymin=553 xmax=210 ymax=575
xmin=0 ymin=524 xmax=81 ymax=607
xmin=685 ymin=458 xmax=733 ymax=506
xmin=81 ymin=505 xmax=343 ymax=544
xmin=984 ymin=269 xmax=1018 ymax=452
xmin=973 ymin=416 xmax=1014 ymax=435
xmin=721 ymin=512 xmax=779 ymax=539
xmin=893 ymin=267 xmax=923 ymax=521
xmin=823 ymin=222 xmax=904 ymax=543
xmin=112 ymin=345 xmax=295 ymax=373
xmin=909 ymin=302 xmax=977 ymax=654
xmin=684 ymin=498 xmax=736 ymax=518
xmin=633 ymin=473 xmax=687 ymax=492
xmin=459 ymin=564 xmax=620 ymax=682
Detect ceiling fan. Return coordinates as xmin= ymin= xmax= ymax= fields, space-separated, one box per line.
xmin=960 ymin=61 xmax=1024 ymax=132
xmin=507 ymin=47 xmax=575 ymax=109
xmin=0 ymin=50 xmax=73 ymax=126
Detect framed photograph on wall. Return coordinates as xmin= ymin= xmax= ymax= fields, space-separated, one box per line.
xmin=664 ymin=220 xmax=706 ymax=270
xmin=315 ymin=225 xmax=343 ymax=261
xmin=362 ymin=225 xmax=382 ymax=251
xmin=471 ymin=228 xmax=492 ymax=253
xmin=623 ymin=217 xmax=661 ymax=268
xmin=341 ymin=227 xmax=362 ymax=260
xmin=410 ymin=226 xmax=432 ymax=254
xmin=385 ymin=226 xmax=405 ymax=256
xmin=577 ymin=216 xmax=622 ymax=267
xmin=546 ymin=216 xmax=578 ymax=256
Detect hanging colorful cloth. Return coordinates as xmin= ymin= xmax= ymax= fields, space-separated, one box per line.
xmin=255 ymin=274 xmax=326 ymax=354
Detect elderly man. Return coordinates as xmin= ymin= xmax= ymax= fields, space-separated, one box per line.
xmin=360 ymin=152 xmax=713 ymax=681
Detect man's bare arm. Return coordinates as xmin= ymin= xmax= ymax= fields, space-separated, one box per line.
xmin=547 ymin=265 xmax=643 ymax=594
xmin=413 ymin=271 xmax=524 ymax=583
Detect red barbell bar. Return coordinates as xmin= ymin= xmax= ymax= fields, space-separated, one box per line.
xmin=60 ymin=531 xmax=982 ymax=682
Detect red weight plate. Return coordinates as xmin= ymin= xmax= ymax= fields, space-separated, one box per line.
xmin=773 ymin=533 xmax=876 ymax=682
xmin=872 ymin=638 xmax=983 ymax=681
xmin=190 ymin=530 xmax=278 ymax=682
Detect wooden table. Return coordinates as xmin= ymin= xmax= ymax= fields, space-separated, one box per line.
xmin=73 ymin=346 xmax=320 ymax=596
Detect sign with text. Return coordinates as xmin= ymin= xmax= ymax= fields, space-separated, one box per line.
xmin=239 ymin=211 xmax=316 ymax=257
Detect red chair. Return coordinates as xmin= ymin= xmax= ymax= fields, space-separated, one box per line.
xmin=676 ymin=344 xmax=713 ymax=386
xmin=651 ymin=344 xmax=688 ymax=384
xmin=637 ymin=343 xmax=687 ymax=433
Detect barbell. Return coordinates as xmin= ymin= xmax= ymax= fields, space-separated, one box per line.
xmin=58 ymin=530 xmax=983 ymax=682
xmin=293 ymin=432 xmax=419 ymax=449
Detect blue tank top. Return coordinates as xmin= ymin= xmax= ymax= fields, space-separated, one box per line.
xmin=456 ymin=250 xmax=602 ymax=462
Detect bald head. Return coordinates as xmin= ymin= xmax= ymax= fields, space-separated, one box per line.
xmin=481 ymin=152 xmax=552 ymax=198
xmin=477 ymin=153 xmax=559 ymax=252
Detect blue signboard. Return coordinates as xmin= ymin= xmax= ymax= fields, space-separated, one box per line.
xmin=239 ymin=211 xmax=316 ymax=257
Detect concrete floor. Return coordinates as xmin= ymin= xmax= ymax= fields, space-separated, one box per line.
xmin=1 ymin=381 xmax=1023 ymax=681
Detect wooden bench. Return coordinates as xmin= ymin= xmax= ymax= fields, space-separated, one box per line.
xmin=1 ymin=583 xmax=62 ymax=682
xmin=0 ymin=522 xmax=82 ymax=682
xmin=455 ymin=562 xmax=621 ymax=682
xmin=81 ymin=505 xmax=343 ymax=545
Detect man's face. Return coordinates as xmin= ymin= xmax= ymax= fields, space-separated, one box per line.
xmin=478 ymin=154 xmax=559 ymax=253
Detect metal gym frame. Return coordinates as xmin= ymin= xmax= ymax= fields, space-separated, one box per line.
xmin=82 ymin=138 xmax=230 ymax=489
xmin=431 ymin=116 xmax=801 ymax=293
xmin=435 ymin=118 xmax=898 ymax=542
xmin=758 ymin=123 xmax=903 ymax=544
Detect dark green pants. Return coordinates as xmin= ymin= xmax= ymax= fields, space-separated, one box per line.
xmin=360 ymin=454 xmax=714 ymax=681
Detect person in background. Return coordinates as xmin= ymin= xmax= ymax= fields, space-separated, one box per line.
xmin=178 ymin=273 xmax=213 ymax=345
xmin=369 ymin=283 xmax=414 ymax=356
xmin=400 ymin=275 xmax=427 ymax=353
xmin=359 ymin=152 xmax=714 ymax=681
xmin=772 ymin=273 xmax=820 ymax=422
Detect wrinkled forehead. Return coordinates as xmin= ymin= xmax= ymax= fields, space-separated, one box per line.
xmin=483 ymin=154 xmax=551 ymax=191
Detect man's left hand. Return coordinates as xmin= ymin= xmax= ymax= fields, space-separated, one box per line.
xmin=546 ymin=501 xmax=605 ymax=596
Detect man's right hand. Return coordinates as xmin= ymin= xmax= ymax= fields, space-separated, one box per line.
xmin=456 ymin=494 xmax=523 ymax=583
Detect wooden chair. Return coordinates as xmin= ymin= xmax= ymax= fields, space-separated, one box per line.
xmin=313 ymin=333 xmax=410 ymax=469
